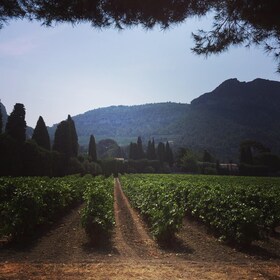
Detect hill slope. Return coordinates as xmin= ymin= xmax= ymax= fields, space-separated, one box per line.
xmin=50 ymin=78 xmax=280 ymax=161
xmin=70 ymin=102 xmax=189 ymax=146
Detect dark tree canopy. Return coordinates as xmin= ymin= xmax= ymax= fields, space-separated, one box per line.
xmin=67 ymin=115 xmax=79 ymax=157
xmin=53 ymin=115 xmax=78 ymax=158
xmin=157 ymin=142 xmax=165 ymax=163
xmin=0 ymin=1 xmax=279 ymax=70
xmin=5 ymin=103 xmax=26 ymax=144
xmin=136 ymin=136 xmax=145 ymax=159
xmin=165 ymin=141 xmax=174 ymax=167
xmin=88 ymin=134 xmax=97 ymax=162
xmin=0 ymin=103 xmax=2 ymax=134
xmin=53 ymin=120 xmax=71 ymax=157
xmin=203 ymin=149 xmax=213 ymax=163
xmin=32 ymin=116 xmax=51 ymax=150
xmin=146 ymin=139 xmax=157 ymax=160
xmin=129 ymin=142 xmax=138 ymax=160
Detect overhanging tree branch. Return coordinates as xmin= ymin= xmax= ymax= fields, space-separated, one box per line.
xmin=0 ymin=0 xmax=279 ymax=71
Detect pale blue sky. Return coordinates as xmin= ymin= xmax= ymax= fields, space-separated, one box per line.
xmin=0 ymin=16 xmax=279 ymax=127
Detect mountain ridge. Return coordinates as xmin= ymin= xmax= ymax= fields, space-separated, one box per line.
xmin=2 ymin=78 xmax=280 ymax=161
xmin=67 ymin=78 xmax=280 ymax=161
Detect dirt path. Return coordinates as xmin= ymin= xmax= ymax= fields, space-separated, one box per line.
xmin=0 ymin=178 xmax=279 ymax=279
xmin=113 ymin=177 xmax=161 ymax=259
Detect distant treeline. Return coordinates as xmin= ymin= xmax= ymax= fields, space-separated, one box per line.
xmin=0 ymin=103 xmax=175 ymax=177
xmin=1 ymin=103 xmax=279 ymax=177
xmin=0 ymin=103 xmax=101 ymax=176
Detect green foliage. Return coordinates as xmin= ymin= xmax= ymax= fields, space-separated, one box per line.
xmin=53 ymin=115 xmax=79 ymax=159
xmin=88 ymin=134 xmax=97 ymax=162
xmin=22 ymin=140 xmax=52 ymax=176
xmin=121 ymin=174 xmax=185 ymax=242
xmin=82 ymin=159 xmax=102 ymax=176
xmin=179 ymin=150 xmax=199 ymax=173
xmin=0 ymin=134 xmax=22 ymax=176
xmin=100 ymin=159 xmax=122 ymax=177
xmin=165 ymin=141 xmax=174 ymax=167
xmin=202 ymin=150 xmax=213 ymax=163
xmin=81 ymin=176 xmax=114 ymax=243
xmin=181 ymin=175 xmax=280 ymax=245
xmin=121 ymin=174 xmax=280 ymax=246
xmin=146 ymin=138 xmax=156 ymax=160
xmin=32 ymin=116 xmax=51 ymax=150
xmin=5 ymin=103 xmax=26 ymax=144
xmin=125 ymin=159 xmax=161 ymax=174
xmin=239 ymin=141 xmax=280 ymax=175
xmin=97 ymin=139 xmax=122 ymax=159
xmin=129 ymin=136 xmax=145 ymax=160
xmin=67 ymin=115 xmax=79 ymax=157
xmin=0 ymin=176 xmax=87 ymax=241
xmin=137 ymin=136 xmax=145 ymax=159
xmin=157 ymin=142 xmax=165 ymax=163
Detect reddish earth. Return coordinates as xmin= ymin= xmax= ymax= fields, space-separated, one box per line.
xmin=0 ymin=178 xmax=279 ymax=279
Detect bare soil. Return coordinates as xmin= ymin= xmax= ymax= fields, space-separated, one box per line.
xmin=0 ymin=178 xmax=279 ymax=279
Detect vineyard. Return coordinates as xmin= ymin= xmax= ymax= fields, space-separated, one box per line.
xmin=0 ymin=175 xmax=114 ymax=242
xmin=0 ymin=174 xmax=280 ymax=279
xmin=121 ymin=174 xmax=280 ymax=245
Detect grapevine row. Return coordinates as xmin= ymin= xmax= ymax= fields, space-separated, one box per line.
xmin=121 ymin=174 xmax=280 ymax=245
xmin=0 ymin=175 xmax=114 ymax=242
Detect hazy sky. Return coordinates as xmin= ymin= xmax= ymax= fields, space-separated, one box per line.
xmin=0 ymin=16 xmax=279 ymax=127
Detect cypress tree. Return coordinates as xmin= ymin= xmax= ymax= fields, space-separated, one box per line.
xmin=0 ymin=103 xmax=2 ymax=134
xmin=67 ymin=115 xmax=78 ymax=157
xmin=147 ymin=138 xmax=157 ymax=160
xmin=5 ymin=103 xmax=26 ymax=144
xmin=53 ymin=120 xmax=71 ymax=158
xmin=53 ymin=115 xmax=79 ymax=159
xmin=151 ymin=138 xmax=156 ymax=160
xmin=165 ymin=141 xmax=174 ymax=167
xmin=157 ymin=142 xmax=165 ymax=163
xmin=137 ymin=136 xmax=145 ymax=159
xmin=32 ymin=116 xmax=51 ymax=150
xmin=88 ymin=134 xmax=97 ymax=162
xmin=146 ymin=140 xmax=152 ymax=160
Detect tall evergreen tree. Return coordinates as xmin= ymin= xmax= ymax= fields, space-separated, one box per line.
xmin=157 ymin=142 xmax=165 ymax=163
xmin=151 ymin=138 xmax=157 ymax=160
xmin=165 ymin=141 xmax=174 ymax=167
xmin=53 ymin=116 xmax=78 ymax=159
xmin=147 ymin=138 xmax=157 ymax=160
xmin=5 ymin=103 xmax=26 ymax=144
xmin=88 ymin=134 xmax=97 ymax=162
xmin=146 ymin=140 xmax=153 ymax=160
xmin=137 ymin=136 xmax=145 ymax=159
xmin=67 ymin=115 xmax=78 ymax=157
xmin=53 ymin=120 xmax=71 ymax=157
xmin=0 ymin=102 xmax=2 ymax=134
xmin=32 ymin=116 xmax=51 ymax=150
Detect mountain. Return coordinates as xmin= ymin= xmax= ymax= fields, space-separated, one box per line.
xmin=186 ymin=78 xmax=280 ymax=160
xmin=49 ymin=78 xmax=280 ymax=161
xmin=51 ymin=102 xmax=190 ymax=147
